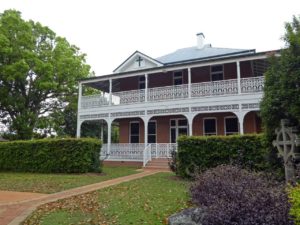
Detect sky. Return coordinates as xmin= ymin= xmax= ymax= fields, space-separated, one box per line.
xmin=0 ymin=0 xmax=299 ymax=77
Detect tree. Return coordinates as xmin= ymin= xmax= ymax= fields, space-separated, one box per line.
xmin=0 ymin=10 xmax=92 ymax=139
xmin=261 ymin=16 xmax=300 ymax=136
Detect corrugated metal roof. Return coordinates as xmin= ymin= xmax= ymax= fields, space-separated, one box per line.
xmin=156 ymin=44 xmax=255 ymax=64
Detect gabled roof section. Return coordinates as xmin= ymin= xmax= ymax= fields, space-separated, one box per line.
xmin=113 ymin=51 xmax=164 ymax=73
xmin=156 ymin=44 xmax=256 ymax=65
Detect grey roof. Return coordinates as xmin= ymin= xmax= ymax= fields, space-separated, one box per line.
xmin=156 ymin=44 xmax=255 ymax=65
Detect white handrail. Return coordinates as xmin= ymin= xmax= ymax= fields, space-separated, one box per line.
xmin=143 ymin=144 xmax=152 ymax=167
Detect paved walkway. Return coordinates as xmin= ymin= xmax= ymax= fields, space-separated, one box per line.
xmin=0 ymin=170 xmax=160 ymax=225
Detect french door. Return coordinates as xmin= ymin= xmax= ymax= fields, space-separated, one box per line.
xmin=170 ymin=118 xmax=188 ymax=143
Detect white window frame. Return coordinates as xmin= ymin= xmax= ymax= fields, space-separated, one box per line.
xmin=170 ymin=118 xmax=188 ymax=142
xmin=224 ymin=116 xmax=239 ymax=136
xmin=148 ymin=120 xmax=157 ymax=143
xmin=129 ymin=121 xmax=140 ymax=143
xmin=138 ymin=76 xmax=145 ymax=89
xmin=210 ymin=64 xmax=224 ymax=81
xmin=173 ymin=71 xmax=183 ymax=85
xmin=203 ymin=117 xmax=217 ymax=136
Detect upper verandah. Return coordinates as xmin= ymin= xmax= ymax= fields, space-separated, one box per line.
xmin=79 ymin=32 xmax=279 ymax=83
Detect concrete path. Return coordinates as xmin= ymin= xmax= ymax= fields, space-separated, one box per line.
xmin=0 ymin=170 xmax=160 ymax=225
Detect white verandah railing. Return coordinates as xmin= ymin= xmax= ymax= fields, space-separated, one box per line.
xmin=100 ymin=143 xmax=177 ymax=162
xmin=81 ymin=77 xmax=264 ymax=108
xmin=143 ymin=144 xmax=152 ymax=167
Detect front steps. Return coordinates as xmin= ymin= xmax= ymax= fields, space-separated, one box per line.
xmin=144 ymin=158 xmax=171 ymax=171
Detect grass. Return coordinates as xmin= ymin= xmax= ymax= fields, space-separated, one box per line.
xmin=0 ymin=166 xmax=139 ymax=194
xmin=23 ymin=173 xmax=190 ymax=225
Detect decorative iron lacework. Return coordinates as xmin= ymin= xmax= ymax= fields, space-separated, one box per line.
xmin=191 ymin=104 xmax=239 ymax=112
xmin=110 ymin=111 xmax=145 ymax=117
xmin=241 ymin=103 xmax=260 ymax=109
xmin=147 ymin=107 xmax=189 ymax=115
xmin=80 ymin=113 xmax=109 ymax=120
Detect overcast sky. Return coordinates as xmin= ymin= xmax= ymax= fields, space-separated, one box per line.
xmin=0 ymin=0 xmax=299 ymax=76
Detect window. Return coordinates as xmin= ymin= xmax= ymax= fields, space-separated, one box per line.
xmin=173 ymin=71 xmax=183 ymax=85
xmin=211 ymin=65 xmax=223 ymax=81
xmin=225 ymin=117 xmax=239 ymax=135
xmin=130 ymin=121 xmax=139 ymax=143
xmin=139 ymin=76 xmax=145 ymax=89
xmin=170 ymin=118 xmax=188 ymax=143
xmin=204 ymin=118 xmax=217 ymax=136
xmin=148 ymin=120 xmax=156 ymax=143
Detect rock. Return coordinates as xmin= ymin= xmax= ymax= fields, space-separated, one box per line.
xmin=168 ymin=207 xmax=205 ymax=225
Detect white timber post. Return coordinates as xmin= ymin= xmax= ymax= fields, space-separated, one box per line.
xmin=76 ymin=121 xmax=82 ymax=138
xmin=145 ymin=73 xmax=148 ymax=102
xmin=236 ymin=61 xmax=241 ymax=94
xmin=109 ymin=78 xmax=112 ymax=106
xmin=107 ymin=119 xmax=112 ymax=154
xmin=100 ymin=121 xmax=104 ymax=141
xmin=76 ymin=82 xmax=82 ymax=138
xmin=188 ymin=67 xmax=192 ymax=98
xmin=143 ymin=117 xmax=149 ymax=149
xmin=236 ymin=111 xmax=247 ymax=135
xmin=187 ymin=114 xmax=194 ymax=136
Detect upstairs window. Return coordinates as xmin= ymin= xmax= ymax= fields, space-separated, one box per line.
xmin=173 ymin=71 xmax=183 ymax=85
xmin=139 ymin=76 xmax=145 ymax=89
xmin=211 ymin=65 xmax=224 ymax=81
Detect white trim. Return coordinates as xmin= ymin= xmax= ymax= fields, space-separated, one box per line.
xmin=129 ymin=121 xmax=140 ymax=143
xmin=173 ymin=70 xmax=183 ymax=85
xmin=210 ymin=64 xmax=224 ymax=81
xmin=203 ymin=117 xmax=217 ymax=136
xmin=224 ymin=116 xmax=239 ymax=135
xmin=114 ymin=52 xmax=163 ymax=73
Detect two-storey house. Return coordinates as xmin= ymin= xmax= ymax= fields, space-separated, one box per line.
xmin=77 ymin=33 xmax=274 ymax=167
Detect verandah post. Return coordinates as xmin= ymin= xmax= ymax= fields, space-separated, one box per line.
xmin=236 ymin=61 xmax=241 ymax=94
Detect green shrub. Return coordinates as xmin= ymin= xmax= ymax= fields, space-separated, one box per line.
xmin=177 ymin=134 xmax=271 ymax=178
xmin=290 ymin=185 xmax=300 ymax=224
xmin=0 ymin=138 xmax=101 ymax=173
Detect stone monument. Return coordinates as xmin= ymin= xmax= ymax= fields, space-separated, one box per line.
xmin=273 ymin=119 xmax=300 ymax=183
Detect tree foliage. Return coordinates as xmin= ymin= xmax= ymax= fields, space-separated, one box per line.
xmin=261 ymin=16 xmax=300 ymax=136
xmin=0 ymin=10 xmax=92 ymax=139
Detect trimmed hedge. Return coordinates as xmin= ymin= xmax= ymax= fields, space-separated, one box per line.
xmin=177 ymin=134 xmax=269 ymax=178
xmin=0 ymin=138 xmax=101 ymax=173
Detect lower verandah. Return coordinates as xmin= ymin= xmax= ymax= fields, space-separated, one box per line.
xmin=97 ymin=111 xmax=261 ymax=163
xmin=117 ymin=112 xmax=261 ymax=144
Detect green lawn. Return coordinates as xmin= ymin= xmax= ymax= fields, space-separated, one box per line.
xmin=0 ymin=166 xmax=139 ymax=194
xmin=23 ymin=173 xmax=190 ymax=225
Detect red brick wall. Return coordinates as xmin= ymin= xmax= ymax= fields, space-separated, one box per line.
xmin=193 ymin=112 xmax=235 ymax=136
xmin=117 ymin=118 xmax=144 ymax=143
xmin=244 ymin=111 xmax=262 ymax=134
xmin=117 ymin=61 xmax=254 ymax=91
xmin=116 ymin=112 xmax=261 ymax=143
xmin=148 ymin=69 xmax=188 ymax=88
xmin=240 ymin=61 xmax=253 ymax=78
xmin=191 ymin=66 xmax=210 ymax=83
xmin=224 ymin=63 xmax=237 ymax=80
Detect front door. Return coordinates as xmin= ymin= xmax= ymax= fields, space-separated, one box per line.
xmin=170 ymin=118 xmax=188 ymax=143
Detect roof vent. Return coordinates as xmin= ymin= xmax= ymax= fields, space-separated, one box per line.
xmin=196 ymin=33 xmax=205 ymax=49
